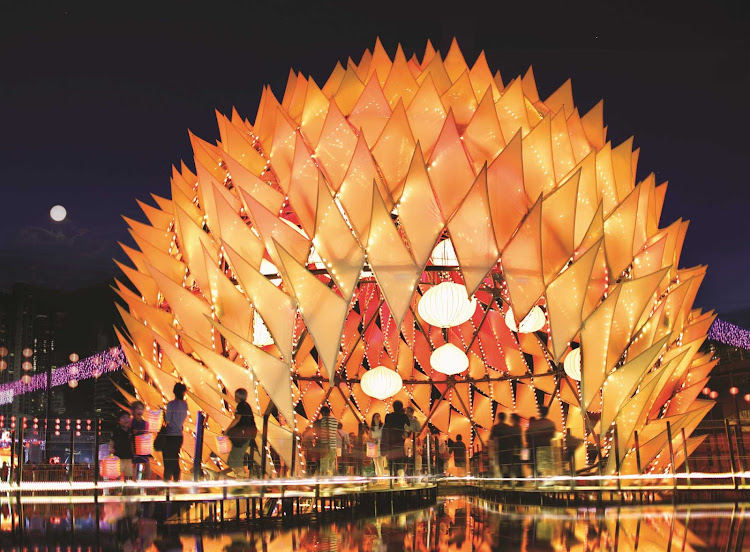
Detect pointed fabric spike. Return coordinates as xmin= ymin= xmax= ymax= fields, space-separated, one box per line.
xmin=225 ymin=155 xmax=285 ymax=215
xmin=348 ymin=76 xmax=392 ymax=145
xmin=136 ymin=200 xmax=172 ymax=230
xmin=472 ymin=391 xmax=494 ymax=429
xmin=541 ymin=169 xmax=579 ymax=283
xmin=580 ymin=286 xmax=622 ymax=412
xmin=213 ymin=191 xmax=265 ymax=269
xmin=405 ymin=74 xmax=446 ymax=157
xmin=173 ymin=204 xmax=218 ymax=295
xmin=545 ymin=79 xmax=575 ymax=118
xmin=367 ymin=38 xmax=393 ymax=85
xmin=603 ymin=183 xmax=640 ymax=278
xmin=115 ymin=260 xmax=159 ymax=306
xmin=502 ymin=198 xmax=544 ymax=321
xmin=275 ymin=243 xmax=348 ymax=385
xmin=194 ymin=161 xmax=223 ymax=236
xmin=601 ymin=335 xmax=670 ymax=430
xmin=218 ymin=117 xmax=266 ymax=175
xmin=366 ymin=185 xmax=421 ymax=328
xmin=281 ymin=69 xmax=298 ymax=110
xmin=337 ymin=133 xmax=383 ymax=244
xmin=487 ymin=133 xmax=529 ymax=250
xmin=209 ymin=319 xmax=295 ymax=427
xmin=180 ymin=161 xmax=198 ymax=187
xmin=417 ymin=52 xmax=452 ymax=95
xmin=571 ymin=154 xmax=599 ymax=248
xmin=522 ymin=116 xmax=556 ymax=200
xmin=172 ymin=165 xmax=195 ymax=198
xmin=124 ymin=217 xmax=174 ymax=253
xmin=428 ymin=111 xmax=476 ymax=219
xmin=288 ymin=133 xmax=319 ymax=237
xmin=581 ymin=100 xmax=606 ymax=151
xmin=322 ymin=62 xmax=345 ymax=97
xmin=254 ymin=87 xmax=281 ymax=152
xmin=171 ymin=179 xmax=202 ymax=225
xmin=448 ymin=166 xmax=499 ymax=295
xmin=495 ymin=79 xmax=531 ymax=141
xmin=612 ymin=138 xmax=635 ymax=200
xmin=521 ymin=67 xmax=540 ymax=103
xmin=146 ymin=263 xmax=214 ymax=349
xmin=241 ymin=190 xmax=310 ymax=267
xmin=119 ymin=242 xmax=149 ymax=274
xmin=397 ymin=145 xmax=445 ymax=269
xmin=633 ymin=174 xmax=655 ymax=255
xmin=180 ymin=331 xmax=255 ymax=402
xmin=355 ymin=49 xmax=372 ymax=82
xmin=151 ymin=194 xmax=172 ymax=213
xmin=299 ymin=77 xmax=329 ymax=147
xmin=515 ymin=383 xmax=540 ymax=419
xmin=422 ymin=40 xmax=437 ymax=68
xmin=315 ymin=100 xmax=358 ymax=190
xmin=441 ymin=70 xmax=478 ymax=127
xmin=114 ymin=286 xmax=174 ymax=343
xmin=372 ymin=100 xmax=416 ymax=202
xmin=152 ymin=333 xmax=223 ymax=403
xmin=565 ymin=108 xmax=593 ymax=163
xmin=443 ymin=39 xmax=469 ymax=82
xmin=269 ymin=107 xmax=298 ymax=193
xmin=130 ymin=232 xmax=185 ymax=285
xmin=313 ymin=174 xmax=366 ymax=302
xmin=654 ymin=182 xmax=668 ymax=225
xmin=469 ymin=51 xmax=501 ymax=101
xmin=222 ymin=242 xmax=296 ymax=362
xmin=550 ymin=110 xmax=576 ymax=180
xmin=462 ymin=89 xmax=506 ymax=171
xmin=383 ymin=45 xmax=419 ymax=108
xmin=610 ymin=375 xmax=660 ymax=467
xmin=287 ymin=73 xmax=308 ymax=122
xmin=202 ymin=244 xmax=252 ymax=340
xmin=123 ymin=338 xmax=180 ymax=396
xmin=545 ymin=241 xmax=600 ymax=362
xmin=117 ymin=305 xmax=158 ymax=358
xmin=333 ymin=64 xmax=366 ymax=116
xmin=666 ymin=378 xmax=709 ymax=417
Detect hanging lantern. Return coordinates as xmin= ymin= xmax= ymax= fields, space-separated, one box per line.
xmin=252 ymin=311 xmax=274 ymax=347
xmin=0 ymin=347 xmax=7 ymax=357
xmin=135 ymin=434 xmax=153 ymax=456
xmin=563 ymin=348 xmax=582 ymax=381
xmin=69 ymin=353 xmax=79 ymax=363
xmin=68 ymin=379 xmax=78 ymax=388
xmin=0 ymin=360 xmax=6 ymax=371
xmin=744 ymin=394 xmax=750 ymax=403
xmin=146 ymin=410 xmax=163 ymax=432
xmin=100 ymin=455 xmax=121 ymax=479
xmin=21 ymin=375 xmax=31 ymax=384
xmin=504 ymin=306 xmax=546 ymax=334
xmin=430 ymin=239 xmax=459 ymax=267
xmin=22 ymin=348 xmax=33 ymax=358
xmin=360 ymin=366 xmax=403 ymax=400
xmin=730 ymin=387 xmax=739 ymax=396
xmin=702 ymin=387 xmax=711 ymax=396
xmin=709 ymin=391 xmax=718 ymax=400
xmin=418 ymin=282 xmax=477 ymax=328
xmin=22 ymin=361 xmax=32 ymax=371
xmin=216 ymin=435 xmax=232 ymax=455
xmin=430 ymin=343 xmax=469 ymax=376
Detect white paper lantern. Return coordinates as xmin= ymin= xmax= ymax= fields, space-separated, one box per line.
xmin=430 ymin=343 xmax=469 ymax=376
xmin=418 ymin=282 xmax=477 ymax=328
xmin=504 ymin=305 xmax=546 ymax=334
xmin=564 ymin=348 xmax=582 ymax=381
xmin=360 ymin=366 xmax=403 ymax=400
xmin=252 ymin=311 xmax=274 ymax=347
xmin=430 ymin=239 xmax=459 ymax=266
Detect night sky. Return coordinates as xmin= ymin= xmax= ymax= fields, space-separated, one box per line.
xmin=1 ymin=1 xmax=748 ymax=315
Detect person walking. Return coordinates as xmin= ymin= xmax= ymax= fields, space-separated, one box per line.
xmin=336 ymin=422 xmax=350 ymax=474
xmin=449 ymin=435 xmax=467 ymax=476
xmin=509 ymin=413 xmax=525 ymax=484
xmin=109 ymin=412 xmax=133 ymax=480
xmin=405 ymin=406 xmax=422 ymax=476
xmin=383 ymin=400 xmax=410 ymax=483
xmin=224 ymin=388 xmax=257 ymax=478
xmin=129 ymin=401 xmax=152 ymax=480
xmin=317 ymin=407 xmax=338 ymax=476
xmin=162 ymin=383 xmax=188 ymax=482
xmin=490 ymin=412 xmax=512 ymax=478
xmin=527 ymin=406 xmax=557 ymax=478
xmin=370 ymin=413 xmax=386 ymax=477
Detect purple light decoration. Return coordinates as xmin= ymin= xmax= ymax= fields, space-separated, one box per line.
xmin=0 ymin=348 xmax=125 ymax=405
xmin=708 ymin=319 xmax=750 ymax=351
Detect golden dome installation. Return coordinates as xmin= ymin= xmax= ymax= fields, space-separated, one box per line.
xmin=115 ymin=39 xmax=715 ymax=477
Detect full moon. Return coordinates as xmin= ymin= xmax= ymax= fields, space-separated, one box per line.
xmin=50 ymin=205 xmax=67 ymax=222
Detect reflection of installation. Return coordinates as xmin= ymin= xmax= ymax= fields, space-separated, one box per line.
xmin=116 ymin=39 xmax=714 ymax=479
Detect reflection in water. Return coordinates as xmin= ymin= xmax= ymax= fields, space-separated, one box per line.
xmin=0 ymin=498 xmax=747 ymax=550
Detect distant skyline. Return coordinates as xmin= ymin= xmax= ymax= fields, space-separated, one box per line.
xmin=1 ymin=1 xmax=748 ymax=315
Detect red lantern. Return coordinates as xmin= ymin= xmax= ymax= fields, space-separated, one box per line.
xmin=69 ymin=353 xmax=79 ymax=363
xmin=22 ymin=362 xmax=32 ymax=371
xmin=135 ymin=434 xmax=153 ymax=456
xmin=22 ymin=348 xmax=32 ymax=358
xmin=744 ymin=394 xmax=750 ymax=403
xmin=216 ymin=435 xmax=231 ymax=455
xmin=0 ymin=347 xmax=7 ymax=357
xmin=702 ymin=387 xmax=711 ymax=396
xmin=145 ymin=410 xmax=163 ymax=432
xmin=0 ymin=360 xmax=7 ymax=371
xmin=101 ymin=455 xmax=121 ymax=479
xmin=68 ymin=379 xmax=78 ymax=389
xmin=730 ymin=387 xmax=739 ymax=396
xmin=21 ymin=375 xmax=31 ymax=384
xmin=710 ymin=391 xmax=719 ymax=399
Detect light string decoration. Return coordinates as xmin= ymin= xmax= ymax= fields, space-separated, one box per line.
xmin=708 ymin=319 xmax=750 ymax=351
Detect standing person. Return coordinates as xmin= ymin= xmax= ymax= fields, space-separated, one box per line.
xmin=527 ymin=406 xmax=557 ymax=477
xmin=162 ymin=383 xmax=188 ymax=482
xmin=129 ymin=402 xmax=152 ymax=480
xmin=449 ymin=435 xmax=467 ymax=476
xmin=301 ymin=424 xmax=317 ymax=475
xmin=336 ymin=422 xmax=350 ymax=474
xmin=509 ymin=414 xmax=525 ymax=484
xmin=490 ymin=412 xmax=512 ymax=478
xmin=383 ymin=400 xmax=410 ymax=483
xmin=370 ymin=413 xmax=386 ymax=477
xmin=317 ymin=407 xmax=338 ymax=476
xmin=404 ymin=406 xmax=422 ymax=476
xmin=224 ymin=388 xmax=257 ymax=478
xmin=355 ymin=422 xmax=369 ymax=476
xmin=110 ymin=412 xmax=133 ymax=480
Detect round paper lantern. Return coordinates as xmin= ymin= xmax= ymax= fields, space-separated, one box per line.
xmin=68 ymin=379 xmax=78 ymax=388
xmin=710 ymin=391 xmax=718 ymax=400
xmin=360 ymin=366 xmax=403 ymax=400
xmin=22 ymin=348 xmax=33 ymax=358
xmin=564 ymin=348 xmax=582 ymax=381
xmin=69 ymin=353 xmax=79 ymax=363
xmin=101 ymin=455 xmax=121 ymax=479
xmin=146 ymin=410 xmax=163 ymax=432
xmin=430 ymin=343 xmax=469 ymax=376
xmin=0 ymin=347 xmax=7 ymax=357
xmin=21 ymin=362 xmax=32 ymax=372
xmin=21 ymin=375 xmax=31 ymax=384
xmin=0 ymin=360 xmax=6 ymax=371
xmin=504 ymin=306 xmax=546 ymax=334
xmin=216 ymin=435 xmax=232 ymax=455
xmin=702 ymin=387 xmax=711 ymax=396
xmin=418 ymin=282 xmax=477 ymax=328
xmin=252 ymin=311 xmax=274 ymax=347
xmin=431 ymin=239 xmax=459 ymax=266
xmin=135 ymin=434 xmax=153 ymax=456
xmin=730 ymin=387 xmax=739 ymax=396
xmin=745 ymin=394 xmax=750 ymax=403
